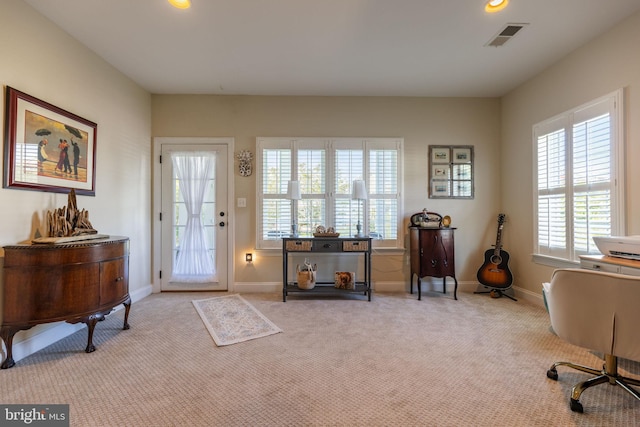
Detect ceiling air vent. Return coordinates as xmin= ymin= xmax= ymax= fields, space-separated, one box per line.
xmin=485 ymin=23 xmax=528 ymax=47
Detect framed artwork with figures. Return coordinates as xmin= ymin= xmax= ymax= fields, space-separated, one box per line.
xmin=3 ymin=86 xmax=97 ymax=195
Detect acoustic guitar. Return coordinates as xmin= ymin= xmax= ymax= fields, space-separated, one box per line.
xmin=476 ymin=213 xmax=513 ymax=289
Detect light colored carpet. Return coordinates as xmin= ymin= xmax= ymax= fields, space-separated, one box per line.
xmin=1 ymin=290 xmax=639 ymax=426
xmin=192 ymin=294 xmax=282 ymax=346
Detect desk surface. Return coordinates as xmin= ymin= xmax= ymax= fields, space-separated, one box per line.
xmin=580 ymin=254 xmax=640 ymax=269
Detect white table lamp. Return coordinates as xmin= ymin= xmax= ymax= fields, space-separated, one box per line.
xmin=352 ymin=180 xmax=368 ymax=238
xmin=287 ymin=180 xmax=301 ymax=237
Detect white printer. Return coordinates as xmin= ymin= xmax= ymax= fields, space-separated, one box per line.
xmin=593 ymin=235 xmax=640 ymax=260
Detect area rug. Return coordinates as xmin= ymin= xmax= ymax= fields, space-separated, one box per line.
xmin=192 ymin=294 xmax=282 ymax=346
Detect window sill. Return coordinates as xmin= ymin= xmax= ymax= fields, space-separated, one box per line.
xmin=532 ymin=254 xmax=580 ymax=269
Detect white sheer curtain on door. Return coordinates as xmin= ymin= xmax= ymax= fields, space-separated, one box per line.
xmin=170 ymin=152 xmax=217 ymax=283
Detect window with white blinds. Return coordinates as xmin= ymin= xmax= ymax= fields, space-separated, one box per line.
xmin=533 ymin=89 xmax=624 ymax=263
xmin=257 ymin=137 xmax=403 ymax=249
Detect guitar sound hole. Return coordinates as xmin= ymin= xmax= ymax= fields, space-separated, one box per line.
xmin=490 ymin=255 xmax=503 ymax=265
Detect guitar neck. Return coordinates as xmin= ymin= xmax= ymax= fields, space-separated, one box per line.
xmin=493 ymin=224 xmax=504 ymax=255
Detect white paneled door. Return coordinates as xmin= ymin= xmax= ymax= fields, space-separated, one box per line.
xmin=160 ymin=144 xmax=228 ymax=291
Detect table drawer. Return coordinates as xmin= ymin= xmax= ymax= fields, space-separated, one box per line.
xmin=343 ymin=241 xmax=368 ymax=252
xmin=579 ymin=259 xmax=620 ymax=273
xmin=313 ymin=240 xmax=340 ymax=252
xmin=285 ymin=240 xmax=312 ymax=251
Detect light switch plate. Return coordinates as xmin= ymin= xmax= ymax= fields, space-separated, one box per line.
xmin=237 ymin=198 xmax=247 ymax=208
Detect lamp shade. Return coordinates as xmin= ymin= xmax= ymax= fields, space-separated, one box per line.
xmin=352 ymin=180 xmax=368 ymax=200
xmin=287 ymin=180 xmax=302 ymax=200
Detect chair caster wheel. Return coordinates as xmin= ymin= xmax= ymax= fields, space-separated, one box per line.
xmin=546 ymin=368 xmax=558 ymax=380
xmin=570 ymin=398 xmax=584 ymax=413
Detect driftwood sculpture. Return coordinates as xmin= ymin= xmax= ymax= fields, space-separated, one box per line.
xmin=47 ymin=189 xmax=97 ymax=237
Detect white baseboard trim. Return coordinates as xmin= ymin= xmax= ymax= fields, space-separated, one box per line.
xmin=233 ymin=280 xmax=546 ymax=309
xmin=374 ymin=279 xmax=479 ymax=294
xmin=234 ymin=281 xmax=411 ymax=294
xmin=512 ymin=285 xmax=545 ymax=308
xmin=234 ymin=282 xmax=282 ymax=294
xmin=235 ymin=280 xmax=479 ymax=295
xmin=472 ymin=283 xmax=545 ymax=308
xmin=5 ymin=284 xmax=153 ymax=365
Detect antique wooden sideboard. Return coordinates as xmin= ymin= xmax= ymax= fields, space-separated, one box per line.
xmin=1 ymin=236 xmax=131 ymax=369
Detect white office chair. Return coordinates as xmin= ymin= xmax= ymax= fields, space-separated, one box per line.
xmin=543 ymin=268 xmax=640 ymax=413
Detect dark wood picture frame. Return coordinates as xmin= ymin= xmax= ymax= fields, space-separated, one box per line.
xmin=3 ymin=86 xmax=97 ymax=196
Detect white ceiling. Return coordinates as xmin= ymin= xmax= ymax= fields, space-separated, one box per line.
xmin=23 ymin=0 xmax=640 ymax=97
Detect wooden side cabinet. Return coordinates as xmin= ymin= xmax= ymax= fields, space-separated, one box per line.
xmin=1 ymin=236 xmax=131 ymax=369
xmin=409 ymin=227 xmax=458 ymax=300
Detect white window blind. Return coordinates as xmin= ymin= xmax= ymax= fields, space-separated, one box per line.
xmin=369 ymin=148 xmax=399 ymax=241
xmin=533 ymin=89 xmax=624 ymax=262
xmin=257 ymin=137 xmax=403 ymax=249
xmin=261 ymin=146 xmax=291 ymax=240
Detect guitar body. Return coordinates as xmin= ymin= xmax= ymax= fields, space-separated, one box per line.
xmin=476 ymin=213 xmax=513 ymax=290
xmin=476 ymin=248 xmax=513 ymax=289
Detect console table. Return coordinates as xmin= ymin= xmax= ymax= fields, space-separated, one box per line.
xmin=1 ymin=236 xmax=131 ymax=369
xmin=282 ymin=237 xmax=372 ymax=302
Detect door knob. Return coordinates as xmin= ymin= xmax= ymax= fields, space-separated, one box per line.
xmin=219 ymin=221 xmax=225 ymax=227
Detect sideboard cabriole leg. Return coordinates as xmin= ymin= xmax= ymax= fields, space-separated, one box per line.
xmin=122 ymin=297 xmax=132 ymax=330
xmin=83 ymin=314 xmax=104 ymax=353
xmin=0 ymin=326 xmax=17 ymax=369
xmin=453 ymin=277 xmax=459 ymax=300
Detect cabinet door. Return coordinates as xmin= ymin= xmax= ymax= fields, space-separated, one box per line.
xmin=420 ymin=229 xmax=454 ymax=277
xmin=100 ymin=257 xmax=129 ymax=306
xmin=3 ymin=264 xmax=99 ymax=324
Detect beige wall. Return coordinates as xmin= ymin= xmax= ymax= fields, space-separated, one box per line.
xmin=152 ymin=95 xmax=502 ymax=289
xmin=501 ymin=11 xmax=640 ymax=294
xmin=0 ymin=1 xmax=152 ymax=346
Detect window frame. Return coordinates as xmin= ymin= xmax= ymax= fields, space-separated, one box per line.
xmin=256 ymin=137 xmax=404 ymax=250
xmin=532 ymin=89 xmax=625 ymax=265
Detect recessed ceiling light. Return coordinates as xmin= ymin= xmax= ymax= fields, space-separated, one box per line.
xmin=485 ymin=0 xmax=509 ymax=13
xmin=168 ymin=0 xmax=191 ymax=9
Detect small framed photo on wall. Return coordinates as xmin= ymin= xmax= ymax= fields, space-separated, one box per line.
xmin=452 ymin=147 xmax=472 ymax=163
xmin=431 ymin=164 xmax=450 ymax=179
xmin=431 ymin=180 xmax=450 ymax=197
xmin=431 ymin=147 xmax=450 ymax=163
